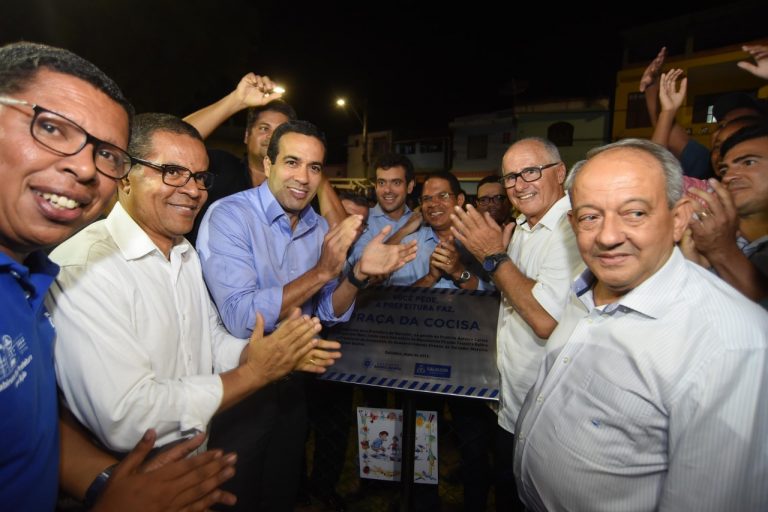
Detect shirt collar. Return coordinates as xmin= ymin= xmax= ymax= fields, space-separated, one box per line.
xmin=573 ymin=247 xmax=686 ymax=319
xmin=0 ymin=250 xmax=59 ymax=303
xmin=371 ymin=203 xmax=412 ymax=220
xmin=517 ymin=195 xmax=571 ymax=231
xmin=106 ymin=202 xmax=191 ymax=261
xmin=257 ymin=181 xmax=319 ymax=233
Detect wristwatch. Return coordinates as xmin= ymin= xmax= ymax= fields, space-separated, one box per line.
xmin=347 ymin=271 xmax=370 ymax=290
xmin=84 ymin=463 xmax=116 ymax=509
xmin=482 ymin=252 xmax=510 ymax=274
xmin=454 ymin=270 xmax=472 ymax=284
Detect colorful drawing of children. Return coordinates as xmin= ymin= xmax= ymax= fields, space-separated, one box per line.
xmin=371 ymin=431 xmax=389 ymax=453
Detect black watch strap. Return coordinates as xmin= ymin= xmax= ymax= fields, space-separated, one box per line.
xmin=347 ymin=271 xmax=370 ymax=289
xmin=485 ymin=252 xmax=510 ymax=274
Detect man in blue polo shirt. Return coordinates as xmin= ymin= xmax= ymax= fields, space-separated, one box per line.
xmin=0 ymin=41 xmax=236 ymax=511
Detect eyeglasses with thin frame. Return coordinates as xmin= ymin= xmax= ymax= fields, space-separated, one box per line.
xmin=419 ymin=191 xmax=455 ymax=204
xmin=130 ymin=157 xmax=215 ymax=190
xmin=499 ymin=162 xmax=560 ymax=189
xmin=476 ymin=194 xmax=507 ymax=206
xmin=0 ymin=96 xmax=132 ymax=179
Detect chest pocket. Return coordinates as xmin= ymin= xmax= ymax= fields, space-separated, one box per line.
xmin=554 ymin=370 xmax=667 ymax=469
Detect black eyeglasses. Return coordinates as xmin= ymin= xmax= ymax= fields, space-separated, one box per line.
xmin=419 ymin=191 xmax=455 ymax=204
xmin=0 ymin=96 xmax=132 ymax=179
xmin=499 ymin=162 xmax=560 ymax=189
xmin=476 ymin=194 xmax=506 ymax=206
xmin=130 ymin=157 xmax=215 ymax=190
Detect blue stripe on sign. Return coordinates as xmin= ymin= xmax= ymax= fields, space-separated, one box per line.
xmin=409 ymin=381 xmax=419 ymax=390
xmin=420 ymin=382 xmax=430 ymax=390
xmin=442 ymin=385 xmax=452 ymax=393
xmin=466 ymin=387 xmax=476 ymax=395
xmin=397 ymin=380 xmax=407 ymax=388
xmin=455 ymin=386 xmax=464 ymax=394
xmin=336 ymin=373 xmax=348 ymax=381
xmin=356 ymin=375 xmax=366 ymax=383
xmin=490 ymin=390 xmax=499 ymax=398
xmin=367 ymin=376 xmax=378 ymax=385
xmin=345 ymin=374 xmax=356 ymax=382
xmin=431 ymin=383 xmax=441 ymax=392
xmin=377 ymin=378 xmax=388 ymax=386
xmin=387 ymin=378 xmax=397 ymax=387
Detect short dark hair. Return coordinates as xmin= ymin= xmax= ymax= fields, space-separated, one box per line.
xmin=338 ymin=190 xmax=369 ymax=208
xmin=424 ymin=171 xmax=462 ymax=196
xmin=720 ymin=121 xmax=768 ymax=160
xmin=128 ymin=113 xmax=203 ymax=160
xmin=477 ymin=174 xmax=502 ymax=189
xmin=374 ymin=152 xmax=415 ymax=184
xmin=246 ymin=100 xmax=297 ymax=132
xmin=0 ymin=41 xmax=134 ymax=124
xmin=266 ymin=120 xmax=326 ymax=164
xmin=713 ymin=92 xmax=768 ymax=123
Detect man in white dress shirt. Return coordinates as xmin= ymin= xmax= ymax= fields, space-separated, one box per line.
xmin=450 ymin=137 xmax=584 ymax=510
xmin=514 ymin=138 xmax=768 ymax=512
xmin=47 ymin=113 xmax=340 ymax=453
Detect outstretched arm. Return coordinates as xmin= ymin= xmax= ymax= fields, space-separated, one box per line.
xmin=317 ymin=176 xmax=349 ymax=228
xmin=653 ymin=69 xmax=687 ymax=149
xmin=59 ymin=410 xmax=236 ymax=511
xmin=640 ymin=46 xmax=667 ymax=126
xmin=184 ymin=72 xmax=283 ymax=139
xmin=737 ymin=44 xmax=768 ymax=80
xmin=641 ymin=48 xmax=691 ymax=157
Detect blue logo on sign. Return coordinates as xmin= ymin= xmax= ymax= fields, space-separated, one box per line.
xmin=414 ymin=363 xmax=451 ymax=379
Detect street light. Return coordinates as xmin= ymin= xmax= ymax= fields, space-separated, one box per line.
xmin=335 ymin=97 xmax=369 ymax=177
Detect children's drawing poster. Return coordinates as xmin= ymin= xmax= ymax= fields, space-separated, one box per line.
xmin=357 ymin=407 xmax=438 ymax=485
xmin=413 ymin=410 xmax=438 ymax=485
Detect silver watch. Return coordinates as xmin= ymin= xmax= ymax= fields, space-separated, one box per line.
xmin=455 ymin=270 xmax=472 ymax=284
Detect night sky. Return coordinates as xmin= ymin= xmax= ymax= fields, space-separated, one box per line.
xmin=2 ymin=0 xmax=763 ymax=162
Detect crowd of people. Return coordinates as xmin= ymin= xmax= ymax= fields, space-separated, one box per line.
xmin=1 ymin=38 xmax=767 ymax=512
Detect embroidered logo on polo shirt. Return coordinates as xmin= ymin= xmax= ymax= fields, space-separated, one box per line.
xmin=0 ymin=334 xmax=32 ymax=392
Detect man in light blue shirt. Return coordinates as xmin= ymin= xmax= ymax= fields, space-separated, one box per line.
xmin=389 ymin=172 xmax=489 ymax=290
xmin=349 ymin=152 xmax=416 ymax=263
xmin=514 ymin=138 xmax=768 ymax=512
xmin=197 ymin=120 xmax=416 ymax=511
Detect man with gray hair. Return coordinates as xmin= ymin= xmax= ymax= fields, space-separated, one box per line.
xmin=514 ymin=138 xmax=768 ymax=511
xmin=451 ymin=137 xmax=583 ymax=510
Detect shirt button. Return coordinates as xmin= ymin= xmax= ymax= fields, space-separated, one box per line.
xmin=562 ymin=356 xmax=570 ymax=364
xmin=536 ymin=395 xmax=543 ymax=403
xmin=518 ymin=431 xmax=525 ymax=441
xmin=10 ymin=270 xmax=20 ymax=278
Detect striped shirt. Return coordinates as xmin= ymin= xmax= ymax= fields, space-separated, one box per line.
xmin=515 ymin=248 xmax=768 ymax=512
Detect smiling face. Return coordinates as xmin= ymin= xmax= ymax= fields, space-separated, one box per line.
xmin=119 ymin=131 xmax=208 ymax=257
xmin=264 ymin=132 xmax=325 ymax=227
xmin=375 ymin=165 xmax=414 ymax=219
xmin=501 ymin=140 xmax=565 ymax=226
xmin=0 ymin=69 xmax=129 ymax=261
xmin=569 ymin=147 xmax=688 ymax=305
xmin=420 ymin=176 xmax=464 ymax=232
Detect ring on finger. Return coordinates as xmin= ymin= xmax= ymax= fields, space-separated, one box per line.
xmin=309 ymin=358 xmax=317 ymax=366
